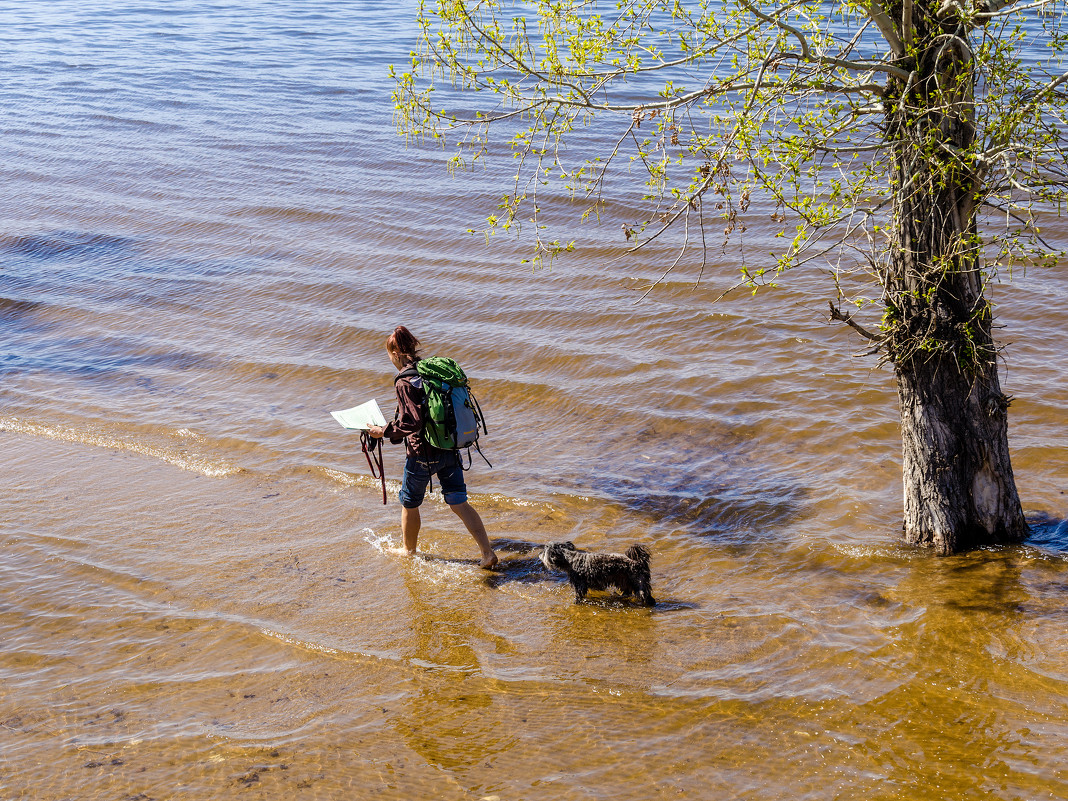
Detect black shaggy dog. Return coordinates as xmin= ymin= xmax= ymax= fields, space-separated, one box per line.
xmin=540 ymin=541 xmax=655 ymax=606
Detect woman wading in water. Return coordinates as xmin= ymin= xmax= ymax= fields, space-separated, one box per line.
xmin=367 ymin=326 xmax=499 ymax=569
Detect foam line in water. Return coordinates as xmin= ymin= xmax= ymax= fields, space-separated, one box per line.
xmin=257 ymin=627 xmax=405 ymax=670
xmin=0 ymin=416 xmax=241 ymax=478
xmin=259 ymin=628 xmax=341 ymax=656
xmin=318 ymin=466 xmax=400 ymax=495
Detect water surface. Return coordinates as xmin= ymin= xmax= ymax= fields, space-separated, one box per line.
xmin=2 ymin=2 xmax=1068 ymax=799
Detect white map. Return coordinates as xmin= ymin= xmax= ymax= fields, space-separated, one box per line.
xmin=330 ymin=399 xmax=387 ymax=430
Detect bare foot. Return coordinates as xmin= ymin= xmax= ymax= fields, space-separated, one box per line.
xmin=479 ymin=553 xmax=499 ymax=570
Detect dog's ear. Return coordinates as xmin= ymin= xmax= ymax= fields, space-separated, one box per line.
xmin=562 ymin=541 xmax=576 ymax=550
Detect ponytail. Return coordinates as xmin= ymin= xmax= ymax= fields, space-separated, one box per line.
xmin=387 ymin=325 xmax=421 ymax=363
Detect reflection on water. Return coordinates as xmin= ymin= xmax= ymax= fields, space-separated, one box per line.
xmin=855 ymin=556 xmax=1041 ymax=799
xmin=2 ymin=0 xmax=1068 ymax=799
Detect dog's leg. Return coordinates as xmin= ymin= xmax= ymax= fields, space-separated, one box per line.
xmin=638 ymin=580 xmax=656 ymax=607
xmin=573 ymin=579 xmax=588 ymax=603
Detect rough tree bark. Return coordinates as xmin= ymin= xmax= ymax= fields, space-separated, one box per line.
xmin=883 ymin=1 xmax=1029 ymax=553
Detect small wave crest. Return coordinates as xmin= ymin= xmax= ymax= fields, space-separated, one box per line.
xmin=362 ymin=527 xmax=396 ymax=553
xmin=318 ymin=466 xmax=402 ymax=496
xmin=260 ymin=627 xmax=341 ymax=657
xmin=0 ymin=416 xmax=241 ymax=478
xmin=407 ymin=553 xmax=490 ymax=586
xmin=360 ymin=527 xmax=498 ymax=585
xmin=226 ymin=205 xmax=354 ymax=225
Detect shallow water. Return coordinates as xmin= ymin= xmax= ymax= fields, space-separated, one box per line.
xmin=2 ymin=2 xmax=1068 ymax=800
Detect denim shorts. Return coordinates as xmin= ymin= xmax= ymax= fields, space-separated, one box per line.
xmin=398 ymin=451 xmax=468 ymax=508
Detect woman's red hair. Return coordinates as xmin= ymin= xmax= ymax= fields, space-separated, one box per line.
xmin=387 ymin=325 xmax=421 ymax=360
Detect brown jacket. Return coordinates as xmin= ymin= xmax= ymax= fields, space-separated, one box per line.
xmin=382 ymin=363 xmax=444 ymax=458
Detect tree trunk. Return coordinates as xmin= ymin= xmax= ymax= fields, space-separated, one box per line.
xmin=883 ymin=6 xmax=1029 ymax=553
xmin=896 ymin=352 xmax=1027 ymax=554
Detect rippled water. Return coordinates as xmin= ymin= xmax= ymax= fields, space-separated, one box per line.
xmin=3 ymin=2 xmax=1068 ymax=799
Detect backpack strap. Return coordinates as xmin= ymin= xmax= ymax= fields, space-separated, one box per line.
xmin=470 ymin=389 xmax=488 ymax=435
xmin=390 ymin=366 xmax=421 ymax=438
xmin=360 ymin=430 xmax=387 ymax=505
xmin=393 ymin=366 xmax=419 ymax=384
xmin=394 ymin=364 xmax=435 ymax=484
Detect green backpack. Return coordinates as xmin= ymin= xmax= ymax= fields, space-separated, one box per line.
xmin=396 ymin=357 xmax=489 ymax=460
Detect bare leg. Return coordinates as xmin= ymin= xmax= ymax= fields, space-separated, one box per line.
xmin=401 ymin=506 xmax=421 ymax=555
xmin=449 ymin=501 xmax=498 ymax=568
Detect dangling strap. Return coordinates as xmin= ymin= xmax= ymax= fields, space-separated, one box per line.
xmin=462 ymin=390 xmax=491 ymax=470
xmin=459 ymin=443 xmax=493 ymax=471
xmin=473 ymin=441 xmax=492 ymax=468
xmin=425 ymin=449 xmax=435 ymax=496
xmin=360 ymin=431 xmax=387 ymax=505
xmin=471 ymin=392 xmax=488 ymax=435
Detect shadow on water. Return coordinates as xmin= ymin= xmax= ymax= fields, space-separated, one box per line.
xmin=482 ymin=556 xmax=553 ymax=591
xmin=579 ymin=423 xmax=810 ymax=544
xmin=606 ymin=475 xmax=808 ymax=540
xmin=0 ymin=231 xmax=135 ymax=261
xmin=1024 ymin=510 xmax=1068 ymax=555
xmin=914 ymin=549 xmax=1029 ymax=614
xmin=478 ymin=539 xmax=554 ymax=591
xmin=393 ymin=570 xmax=518 ymax=780
xmin=0 ymin=297 xmax=44 ymax=320
xmin=491 ymin=537 xmax=544 ymax=555
xmin=859 ymin=550 xmax=1043 ymax=799
xmin=536 ymin=589 xmax=697 ymax=611
xmin=590 ymin=447 xmax=809 ymax=544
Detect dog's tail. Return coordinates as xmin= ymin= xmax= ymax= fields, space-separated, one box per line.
xmin=626 ymin=544 xmax=655 ymax=606
xmin=625 ymin=544 xmax=651 ymax=566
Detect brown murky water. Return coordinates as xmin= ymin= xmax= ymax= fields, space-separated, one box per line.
xmin=2 ymin=2 xmax=1068 ymax=799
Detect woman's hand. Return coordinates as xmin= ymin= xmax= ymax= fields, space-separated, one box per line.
xmin=367 ymin=425 xmax=385 ymax=439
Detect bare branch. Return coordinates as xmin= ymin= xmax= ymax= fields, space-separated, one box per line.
xmin=981 ymin=199 xmax=1060 ymax=251
xmin=634 ymin=212 xmax=693 ymax=303
xmin=829 ymin=301 xmax=884 ymax=342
